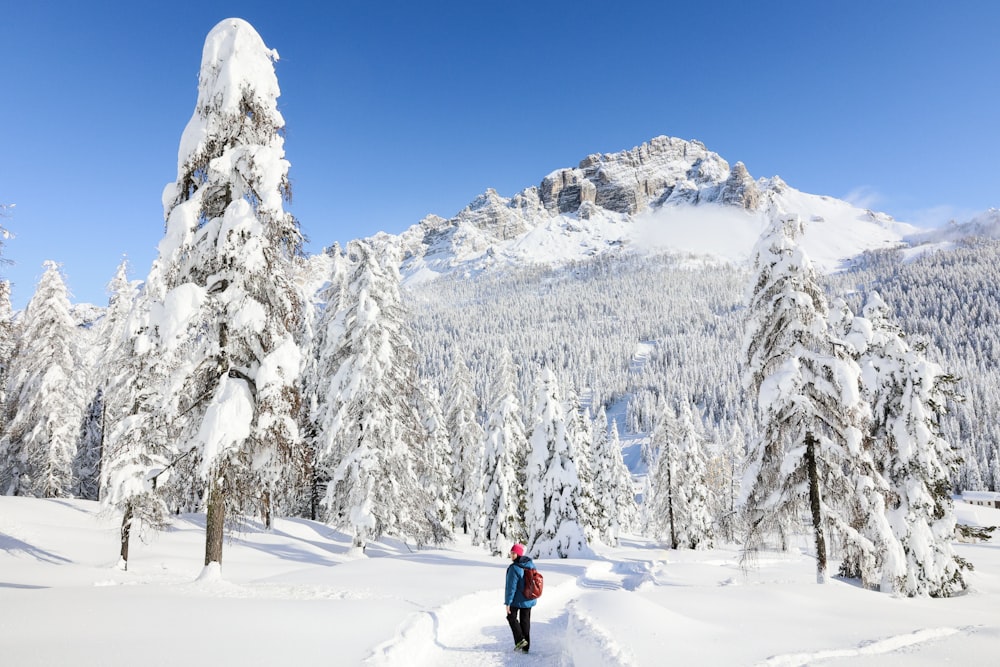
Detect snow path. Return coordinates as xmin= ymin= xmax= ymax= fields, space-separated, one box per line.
xmin=757 ymin=626 xmax=972 ymax=666
xmin=365 ymin=560 xmax=652 ymax=666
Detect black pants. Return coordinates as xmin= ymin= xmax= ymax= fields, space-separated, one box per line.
xmin=506 ymin=606 xmax=531 ymax=649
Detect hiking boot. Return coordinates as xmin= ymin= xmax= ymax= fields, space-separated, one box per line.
xmin=513 ymin=639 xmax=528 ymax=652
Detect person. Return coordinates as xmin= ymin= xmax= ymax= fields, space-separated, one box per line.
xmin=504 ymin=543 xmax=537 ymax=653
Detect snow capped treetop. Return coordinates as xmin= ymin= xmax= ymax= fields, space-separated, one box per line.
xmin=175 ymin=18 xmax=282 ymax=171
xmin=160 ymin=17 xmax=291 ymax=272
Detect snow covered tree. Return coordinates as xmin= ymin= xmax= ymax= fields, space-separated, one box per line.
xmin=414 ymin=379 xmax=455 ymax=541
xmin=0 ymin=280 xmax=14 ymax=410
xmin=152 ymin=18 xmax=305 ymax=569
xmin=859 ymin=292 xmax=967 ymax=596
xmin=525 ymin=367 xmax=589 ymax=558
xmin=301 ymin=245 xmax=351 ymax=520
xmin=71 ymin=261 xmax=135 ymax=501
xmin=648 ymin=401 xmax=714 ymax=549
xmin=676 ymin=403 xmax=715 ymax=548
xmin=482 ymin=351 xmax=526 ymax=555
xmin=99 ymin=274 xmax=174 ymax=569
xmin=445 ymin=354 xmax=485 ymax=543
xmin=0 ymin=261 xmax=86 ymax=497
xmin=317 ymin=240 xmax=437 ymax=550
xmin=709 ymin=424 xmax=746 ymax=543
xmin=741 ymin=215 xmax=877 ymax=583
xmin=565 ymin=389 xmax=599 ymax=541
xmin=590 ymin=407 xmax=636 ymax=546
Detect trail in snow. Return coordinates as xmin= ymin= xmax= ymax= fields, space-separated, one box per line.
xmin=366 ymin=560 xmax=649 ymax=666
xmin=757 ymin=626 xmax=972 ymax=667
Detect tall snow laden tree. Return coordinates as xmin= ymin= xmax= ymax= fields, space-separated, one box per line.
xmin=99 ymin=260 xmax=174 ymax=570
xmin=0 ymin=280 xmax=14 ymax=412
xmin=446 ymin=354 xmax=485 ymax=543
xmin=0 ymin=209 xmax=10 ymax=416
xmin=0 ymin=262 xmax=85 ymax=497
xmin=482 ymin=351 xmax=527 ymax=555
xmin=151 ymin=18 xmax=305 ymax=570
xmin=525 ymin=367 xmax=589 ymax=558
xmin=301 ymin=245 xmax=350 ymax=520
xmin=415 ymin=379 xmax=455 ymax=542
xmin=73 ymin=261 xmax=135 ymax=502
xmin=741 ymin=215 xmax=886 ymax=584
xmin=855 ymin=292 xmax=968 ymax=596
xmin=648 ymin=401 xmax=714 ymax=549
xmin=590 ymin=408 xmax=637 ymax=546
xmin=565 ymin=389 xmax=599 ymax=542
xmin=315 ymin=240 xmax=439 ymax=551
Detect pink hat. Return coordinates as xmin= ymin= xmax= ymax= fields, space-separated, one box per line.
xmin=510 ymin=544 xmax=525 ymax=557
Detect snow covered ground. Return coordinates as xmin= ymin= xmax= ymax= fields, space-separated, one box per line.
xmin=1 ymin=497 xmax=997 ymax=666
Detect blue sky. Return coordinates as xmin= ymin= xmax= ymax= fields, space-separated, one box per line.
xmin=2 ymin=1 xmax=998 ymax=308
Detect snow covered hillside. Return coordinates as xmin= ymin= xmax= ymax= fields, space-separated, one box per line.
xmin=1 ymin=496 xmax=997 ymax=666
xmin=390 ymin=136 xmax=920 ymax=284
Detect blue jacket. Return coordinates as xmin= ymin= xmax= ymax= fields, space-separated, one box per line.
xmin=505 ymin=556 xmax=538 ymax=608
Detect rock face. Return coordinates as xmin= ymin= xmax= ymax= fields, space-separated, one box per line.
xmin=539 ymin=136 xmax=740 ymax=216
xmin=395 ymin=135 xmax=776 ymax=266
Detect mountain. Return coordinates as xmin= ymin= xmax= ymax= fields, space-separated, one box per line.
xmin=390 ymin=136 xmax=920 ymax=284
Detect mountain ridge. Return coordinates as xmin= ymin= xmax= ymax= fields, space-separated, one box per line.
xmin=377 ymin=135 xmax=922 ymax=283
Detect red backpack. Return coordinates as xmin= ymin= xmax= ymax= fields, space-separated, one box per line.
xmin=522 ymin=567 xmax=544 ymax=600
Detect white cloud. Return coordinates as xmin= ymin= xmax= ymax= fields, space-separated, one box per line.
xmin=842 ymin=186 xmax=882 ymax=210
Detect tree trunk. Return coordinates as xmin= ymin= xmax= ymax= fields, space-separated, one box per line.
xmin=804 ymin=432 xmax=827 ymax=583
xmin=262 ymin=490 xmax=272 ymax=530
xmin=667 ymin=449 xmax=677 ymax=550
xmin=120 ymin=502 xmax=133 ymax=570
xmin=205 ymin=479 xmax=225 ymax=566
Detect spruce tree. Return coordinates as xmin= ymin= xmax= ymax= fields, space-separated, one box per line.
xmin=99 ymin=264 xmax=173 ymax=569
xmin=591 ymin=408 xmax=636 ymax=546
xmin=860 ymin=292 xmax=967 ymax=596
xmin=481 ymin=352 xmax=526 ymax=554
xmin=0 ymin=262 xmax=85 ymax=497
xmin=0 ymin=280 xmax=14 ymax=410
xmin=153 ymin=18 xmax=305 ymax=569
xmin=415 ymin=379 xmax=455 ymax=542
xmin=565 ymin=389 xmax=599 ymax=542
xmin=670 ymin=402 xmax=715 ymax=549
xmin=302 ymin=245 xmax=350 ymax=520
xmin=446 ymin=355 xmax=485 ymax=543
xmin=741 ymin=215 xmax=874 ymax=583
xmin=317 ymin=240 xmax=435 ymax=550
xmin=525 ymin=367 xmax=589 ymax=558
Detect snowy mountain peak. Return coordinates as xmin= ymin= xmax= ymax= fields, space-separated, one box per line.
xmin=392 ymin=136 xmax=921 ymax=285
xmin=538 ymin=136 xmax=759 ymax=217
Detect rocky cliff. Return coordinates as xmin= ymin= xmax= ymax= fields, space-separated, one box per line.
xmin=389 ymin=135 xmax=917 ymax=283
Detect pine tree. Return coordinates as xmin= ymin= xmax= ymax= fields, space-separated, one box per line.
xmin=446 ymin=354 xmax=485 ymax=543
xmin=72 ymin=261 xmax=135 ymax=501
xmin=525 ymin=367 xmax=589 ymax=558
xmin=712 ymin=424 xmax=746 ymax=543
xmin=860 ymin=292 xmax=967 ymax=596
xmin=99 ymin=274 xmax=174 ymax=569
xmin=0 ymin=262 xmax=85 ymax=497
xmin=565 ymin=389 xmax=599 ymax=542
xmin=0 ymin=280 xmax=14 ymax=410
xmin=415 ymin=379 xmax=455 ymax=542
xmin=645 ymin=397 xmax=678 ymax=545
xmin=649 ymin=400 xmax=714 ymax=549
xmin=301 ymin=245 xmax=350 ymax=520
xmin=153 ymin=18 xmax=305 ymax=569
xmin=317 ymin=240 xmax=436 ymax=550
xmin=482 ymin=352 xmax=526 ymax=555
xmin=741 ymin=215 xmax=872 ymax=583
xmin=591 ymin=408 xmax=636 ymax=546
xmin=672 ymin=402 xmax=715 ymax=549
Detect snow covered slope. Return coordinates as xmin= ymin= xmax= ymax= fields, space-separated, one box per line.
xmin=388 ymin=136 xmax=920 ymax=284
xmin=1 ymin=496 xmax=998 ymax=666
